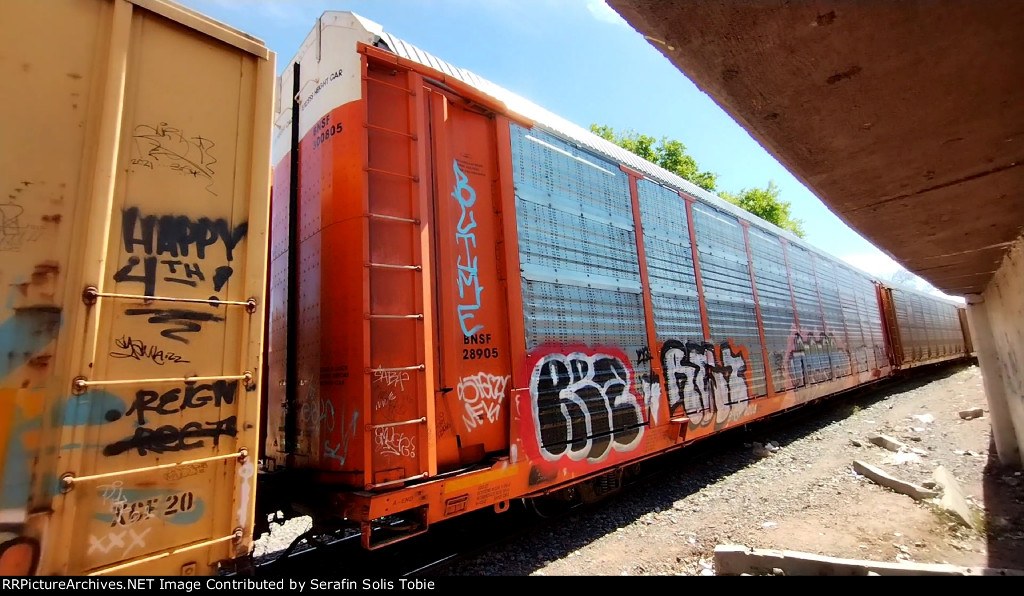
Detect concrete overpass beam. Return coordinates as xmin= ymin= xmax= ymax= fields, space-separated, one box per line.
xmin=965 ymin=235 xmax=1024 ymax=469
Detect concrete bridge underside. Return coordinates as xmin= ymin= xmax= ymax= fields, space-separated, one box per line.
xmin=607 ymin=0 xmax=1024 ymax=467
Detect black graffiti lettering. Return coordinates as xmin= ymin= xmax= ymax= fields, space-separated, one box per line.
xmin=530 ymin=353 xmax=644 ymax=462
xmin=159 ymin=260 xmax=206 ymax=287
xmin=662 ymin=340 xmax=710 ymax=415
xmin=113 ymin=255 xmax=158 ymax=296
xmin=661 ymin=339 xmax=752 ymax=425
xmin=123 ymin=308 xmax=224 ymax=343
xmin=212 ymin=265 xmax=233 ymax=292
xmin=102 ymin=416 xmax=237 ymax=456
xmin=635 ymin=346 xmax=653 ymax=365
xmin=110 ymin=335 xmax=189 ymax=365
xmin=121 ymin=207 xmax=155 ymax=254
xmin=125 ymin=380 xmax=239 ymax=424
xmin=120 ymin=207 xmax=248 ymax=262
xmin=534 ymin=358 xmax=572 ymax=457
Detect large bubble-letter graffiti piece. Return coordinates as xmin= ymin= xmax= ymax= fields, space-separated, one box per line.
xmin=451 ymin=160 xmax=484 ymax=337
xmin=457 ymin=373 xmax=509 ymax=430
xmin=661 ymin=339 xmax=753 ymax=427
xmin=529 ymin=352 xmax=644 ymax=463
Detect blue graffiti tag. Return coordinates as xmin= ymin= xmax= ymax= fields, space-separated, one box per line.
xmin=451 ymin=160 xmax=484 ymax=336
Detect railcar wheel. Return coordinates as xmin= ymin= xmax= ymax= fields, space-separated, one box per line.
xmin=525 ymin=485 xmax=582 ymax=519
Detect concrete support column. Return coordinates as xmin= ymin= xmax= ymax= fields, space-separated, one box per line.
xmin=965 ymin=293 xmax=1022 ymax=468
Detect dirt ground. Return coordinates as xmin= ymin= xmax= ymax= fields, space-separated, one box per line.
xmin=444 ymin=359 xmax=1024 ymax=576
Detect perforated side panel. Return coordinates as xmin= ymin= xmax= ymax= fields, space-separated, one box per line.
xmin=636 ymin=180 xmax=702 ymax=343
xmin=813 ymin=256 xmax=852 ymax=377
xmin=691 ymin=203 xmax=765 ymax=398
xmin=510 ymin=124 xmax=645 ymax=361
xmin=521 ymin=281 xmax=646 ymax=356
xmin=748 ymin=227 xmax=798 ymax=391
xmin=891 ymin=288 xmax=964 ymax=364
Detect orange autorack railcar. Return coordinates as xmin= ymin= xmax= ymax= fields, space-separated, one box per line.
xmin=0 ymin=2 xmax=973 ymax=576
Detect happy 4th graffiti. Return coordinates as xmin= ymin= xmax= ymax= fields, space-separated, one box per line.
xmin=112 ymin=206 xmax=247 ymax=343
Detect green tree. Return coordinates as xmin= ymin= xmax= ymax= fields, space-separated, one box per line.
xmin=590 ymin=124 xmax=717 ymax=192
xmin=719 ymin=182 xmax=805 ymax=238
xmin=591 ymin=124 xmax=805 ymax=237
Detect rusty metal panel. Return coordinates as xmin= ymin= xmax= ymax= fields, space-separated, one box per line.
xmin=0 ymin=0 xmax=273 ymax=576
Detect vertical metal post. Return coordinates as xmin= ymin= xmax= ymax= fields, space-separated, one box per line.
xmin=285 ymin=60 xmax=301 ymax=453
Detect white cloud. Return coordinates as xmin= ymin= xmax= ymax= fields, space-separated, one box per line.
xmin=586 ymin=0 xmax=626 ymax=25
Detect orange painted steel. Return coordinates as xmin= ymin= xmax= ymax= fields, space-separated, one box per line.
xmin=625 ymin=170 xmax=664 ymax=423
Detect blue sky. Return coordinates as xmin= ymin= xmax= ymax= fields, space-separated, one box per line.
xmin=177 ymin=0 xmax=939 ymax=292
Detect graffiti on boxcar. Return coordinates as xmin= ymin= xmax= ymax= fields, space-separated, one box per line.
xmin=373 ymin=368 xmax=409 ymax=391
xmin=873 ymin=345 xmax=887 ymax=368
xmin=131 ymin=123 xmax=218 ymax=194
xmin=529 ymin=351 xmax=644 ymax=463
xmin=299 ymin=383 xmax=336 ymax=432
xmin=661 ymin=340 xmax=753 ymax=427
xmin=373 ymin=426 xmax=416 ymax=459
xmin=457 ymin=373 xmax=509 ymax=430
xmin=373 ymin=391 xmax=397 ymax=412
xmin=0 ymin=182 xmax=47 ymax=253
xmin=94 ymin=485 xmax=204 ymax=528
xmin=102 ymin=380 xmax=240 ymax=456
xmin=852 ymin=345 xmax=870 ymax=373
xmin=110 ymin=334 xmax=189 ymax=365
xmin=451 ymin=159 xmax=484 ymax=337
xmin=120 ymin=308 xmax=225 ymax=344
xmin=88 ymin=483 xmax=206 ymax=559
xmin=0 ymin=262 xmax=64 ymax=575
xmin=0 ymin=395 xmax=44 ymax=576
xmin=88 ymin=527 xmax=150 ymax=558
xmin=634 ymin=346 xmax=662 ymax=422
xmin=787 ymin=332 xmax=841 ymax=388
xmin=113 ymin=206 xmax=247 ymax=342
xmin=636 ymin=371 xmax=662 ymax=425
xmin=323 ymin=406 xmax=359 ymax=466
xmin=163 ymin=462 xmax=207 ymax=482
xmin=237 ymin=460 xmax=255 ymax=529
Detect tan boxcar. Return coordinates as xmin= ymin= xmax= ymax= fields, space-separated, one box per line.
xmin=0 ymin=0 xmax=274 ymax=575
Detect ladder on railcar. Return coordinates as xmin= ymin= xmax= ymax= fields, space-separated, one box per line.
xmin=358 ymin=51 xmax=437 ymax=508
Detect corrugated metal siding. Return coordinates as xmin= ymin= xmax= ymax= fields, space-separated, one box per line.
xmin=374 ymin=25 xmax=968 ymax=359
xmin=891 ymin=287 xmax=965 ymax=364
xmin=636 ymin=180 xmax=702 ymax=343
xmin=834 ymin=266 xmax=874 ymax=372
xmin=510 ymin=124 xmax=646 ymax=359
xmin=748 ymin=227 xmax=798 ymax=392
xmin=813 ymin=255 xmax=852 ymax=377
xmin=691 ymin=203 xmax=766 ymax=398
